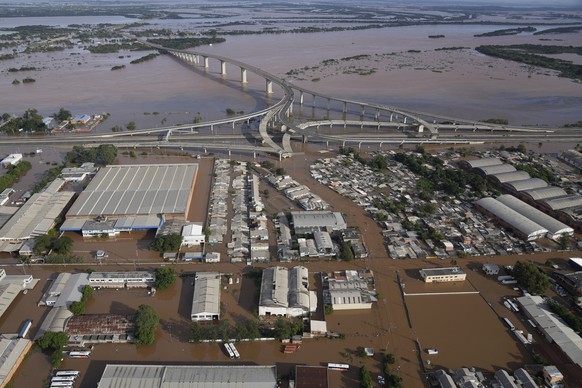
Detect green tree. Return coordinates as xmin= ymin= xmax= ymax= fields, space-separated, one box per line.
xmin=274 ymin=317 xmax=293 ymax=340
xmin=69 ymin=300 xmax=85 ymax=316
xmin=154 ymin=267 xmax=176 ymax=290
xmin=52 ymin=236 xmax=73 ymax=255
xmin=513 ymin=261 xmax=550 ymax=295
xmin=559 ymin=234 xmax=571 ymax=250
xmin=150 ymin=233 xmax=182 ymax=252
xmin=33 ymin=234 xmax=52 ymax=255
xmin=126 ymin=121 xmax=137 ymax=131
xmin=36 ymin=331 xmax=68 ymax=350
xmin=21 ymin=108 xmax=46 ymax=132
xmin=360 ymin=366 xmax=373 ymax=388
xmin=190 ymin=322 xmax=204 ymax=343
xmin=53 ymin=107 xmax=71 ymax=122
xmin=341 ymin=241 xmax=354 ymax=261
xmin=96 ymin=144 xmax=118 ymax=165
xmin=275 ymin=168 xmax=286 ymax=176
xmin=135 ymin=304 xmax=159 ymax=345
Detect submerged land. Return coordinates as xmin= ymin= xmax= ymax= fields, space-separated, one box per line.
xmin=0 ymin=1 xmax=582 ymax=388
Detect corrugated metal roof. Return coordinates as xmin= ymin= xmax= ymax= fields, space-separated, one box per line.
xmin=542 ymin=195 xmax=582 ymax=210
xmin=463 ymin=157 xmax=502 ymax=168
xmin=67 ymin=164 xmax=197 ymax=217
xmin=476 ymin=164 xmax=516 ymax=176
xmin=504 ymin=178 xmax=548 ymax=192
xmin=191 ymin=272 xmax=220 ymax=317
xmin=496 ymin=195 xmax=573 ymax=238
xmin=491 ymin=170 xmax=530 ymax=183
xmin=97 ymin=365 xmax=277 ymax=387
xmin=521 ymin=186 xmax=567 ymax=201
xmin=475 ymin=197 xmax=548 ymax=239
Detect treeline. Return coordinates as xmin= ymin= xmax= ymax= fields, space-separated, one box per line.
xmin=474 ymin=26 xmax=535 ymax=37
xmin=339 ymin=146 xmax=388 ymax=170
xmin=64 ymin=144 xmax=117 ymax=165
xmin=7 ymin=66 xmax=37 ymax=72
xmin=475 ymin=44 xmax=582 ymax=81
xmin=191 ymin=319 xmax=262 ymax=343
xmin=148 ymin=37 xmax=226 ymax=49
xmin=0 ymin=160 xmax=32 ymax=192
xmin=0 ymin=108 xmax=46 ymax=133
xmin=393 ymin=150 xmax=489 ymax=196
xmin=514 ymin=163 xmax=557 ymax=183
xmin=534 ymin=26 xmax=582 ymax=35
xmin=547 ymin=299 xmax=582 ymax=333
xmin=86 ymin=42 xmax=150 ymax=53
xmin=130 ymin=53 xmax=159 ymax=64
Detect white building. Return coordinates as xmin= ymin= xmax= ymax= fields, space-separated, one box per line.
xmin=419 ymin=267 xmax=466 ymax=283
xmin=259 ymin=266 xmax=316 ymax=317
xmin=88 ymin=271 xmax=155 ymax=288
xmin=191 ymin=272 xmax=221 ymax=321
xmin=291 ymin=211 xmax=347 ymax=234
xmin=0 ymin=154 xmax=22 ymax=168
xmin=182 ymin=224 xmax=205 ymax=247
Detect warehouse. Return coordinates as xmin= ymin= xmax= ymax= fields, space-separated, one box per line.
xmin=540 ymin=195 xmax=582 ymax=211
xmin=259 ymin=266 xmax=316 ymax=317
xmin=97 ymin=365 xmax=278 ymax=388
xmin=88 ymin=271 xmax=155 ymax=289
xmin=503 ymin=178 xmax=548 ymax=193
xmin=191 ymin=272 xmax=220 ymax=321
xmin=291 ymin=211 xmax=346 ymax=234
xmin=459 ymin=157 xmax=502 ymax=169
xmin=0 ymin=185 xmax=75 ymax=253
xmin=419 ymin=267 xmax=466 ymax=283
xmin=520 ymin=186 xmax=567 ymax=201
xmin=474 ymin=164 xmax=516 ymax=176
xmin=0 ymin=334 xmax=32 ymax=387
xmin=489 ymin=170 xmax=530 ymax=184
xmin=66 ymin=314 xmax=135 ymax=345
xmin=61 ymin=164 xmax=198 ymax=236
xmin=0 ymin=154 xmax=22 ymax=168
xmin=475 ymin=197 xmax=548 ymax=240
xmin=496 ymin=194 xmax=574 ymax=240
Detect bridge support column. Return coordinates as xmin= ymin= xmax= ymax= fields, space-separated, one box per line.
xmin=312 ymin=94 xmax=316 ymax=108
xmin=299 ymin=92 xmax=304 ymax=106
xmin=390 ymin=113 xmax=393 ymax=122
xmin=194 ymin=55 xmax=199 ymax=65
xmin=342 ymin=140 xmax=346 ymax=147
xmin=241 ymin=68 xmax=247 ymax=83
xmin=220 ymin=60 xmax=226 ymax=76
xmin=326 ymin=98 xmax=330 ymax=112
xmin=375 ymin=109 xmax=380 ymax=120
xmin=203 ymin=56 xmax=209 ymax=69
xmin=361 ymin=105 xmax=365 ymax=116
xmin=286 ymin=105 xmax=292 ymax=117
xmin=343 ymin=102 xmax=347 ymax=113
xmin=210 ymin=124 xmax=213 ymax=132
xmin=403 ymin=117 xmax=407 ymax=124
xmin=358 ymin=142 xmax=362 ymax=150
xmin=266 ymin=80 xmax=273 ymax=94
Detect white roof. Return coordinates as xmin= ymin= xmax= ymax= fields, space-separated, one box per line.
xmin=504 ymin=178 xmax=548 ymax=192
xmin=463 ymin=157 xmax=502 ymax=168
xmin=542 ymin=195 xmax=582 ymax=210
xmin=496 ymin=195 xmax=573 ymax=238
xmin=259 ymin=266 xmax=310 ymax=311
xmin=0 ymin=335 xmax=31 ymax=386
xmin=67 ymin=164 xmax=197 ymax=217
xmin=491 ymin=170 xmax=530 ymax=183
xmin=475 ymin=197 xmax=548 ymax=239
xmin=182 ymin=224 xmax=203 ymax=237
xmin=522 ymin=186 xmax=567 ymax=201
xmin=476 ymin=164 xmax=516 ymax=176
xmin=97 ymin=365 xmax=277 ymax=388
xmin=191 ymin=272 xmax=220 ymax=317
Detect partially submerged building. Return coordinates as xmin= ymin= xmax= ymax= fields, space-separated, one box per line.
xmin=419 ymin=267 xmax=466 ymax=283
xmin=324 ymin=270 xmax=376 ymax=310
xmin=88 ymin=271 xmax=155 ymax=289
xmin=191 ymin=272 xmax=220 ymax=321
xmin=259 ymin=266 xmax=316 ymax=317
xmin=97 ymin=365 xmax=278 ymax=388
xmin=0 ymin=334 xmax=33 ymax=387
xmin=291 ymin=211 xmax=346 ymax=234
xmin=61 ymin=164 xmax=198 ymax=237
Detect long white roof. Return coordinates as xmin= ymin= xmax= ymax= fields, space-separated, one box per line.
xmin=496 ymin=195 xmax=573 ymax=238
xmin=97 ymin=365 xmax=277 ymax=388
xmin=191 ymin=272 xmax=220 ymax=317
xmin=521 ymin=186 xmax=567 ymax=201
xmin=475 ymin=197 xmax=548 ymax=239
xmin=504 ymin=178 xmax=548 ymax=192
xmin=542 ymin=195 xmax=582 ymax=210
xmin=491 ymin=170 xmax=530 ymax=183
xmin=463 ymin=157 xmax=502 ymax=168
xmin=67 ymin=164 xmax=197 ymax=217
xmin=476 ymin=164 xmax=516 ymax=176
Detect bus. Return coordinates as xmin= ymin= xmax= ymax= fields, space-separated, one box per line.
xmin=49 ymin=382 xmax=73 ymax=388
xmin=327 ymin=363 xmax=350 ymax=371
xmin=51 ymin=376 xmax=76 ymax=383
xmin=18 ymin=320 xmax=32 ymax=339
xmin=69 ymin=350 xmax=91 ymax=358
xmin=223 ymin=342 xmax=235 ymax=359
xmin=502 ymin=317 xmax=516 ymax=331
xmin=54 ymin=371 xmax=79 ymax=377
xmin=228 ymin=343 xmax=240 ymax=359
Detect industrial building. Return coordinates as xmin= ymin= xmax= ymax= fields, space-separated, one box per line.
xmin=503 ymin=178 xmax=548 ymax=193
xmin=559 ymin=149 xmax=582 ymax=170
xmin=518 ymin=294 xmax=582 ymax=368
xmin=324 ymin=270 xmax=376 ymax=310
xmin=489 ymin=170 xmax=530 ymax=184
xmin=66 ymin=314 xmax=135 ymax=345
xmin=482 ymin=263 xmax=500 ymax=275
xmin=61 ymin=164 xmax=198 ymax=237
xmin=60 ymin=162 xmax=98 ymax=182
xmin=520 ymin=186 xmax=567 ymax=201
xmin=0 ymin=179 xmax=74 ymax=253
xmin=42 ymin=272 xmax=90 ymax=307
xmin=259 ymin=266 xmax=316 ymax=317
xmin=474 ymin=163 xmax=516 ymax=176
xmin=459 ymin=157 xmax=503 ymax=169
xmin=97 ymin=364 xmax=278 ymax=388
xmin=419 ymin=267 xmax=466 ymax=283
xmin=496 ymin=194 xmax=574 ymax=240
xmin=291 ymin=211 xmax=347 ymax=234
xmin=294 ymin=366 xmax=328 ymax=388
xmin=181 ymin=224 xmax=205 ymax=247
xmin=0 ymin=334 xmax=32 ymax=387
xmin=474 ymin=197 xmax=548 ymax=241
xmin=88 ymin=271 xmax=155 ymax=289
xmin=191 ymin=272 xmax=220 ymax=321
